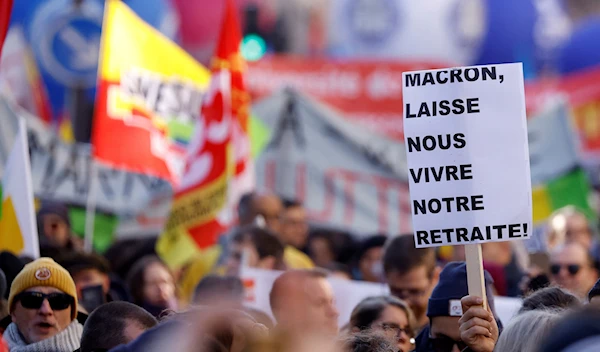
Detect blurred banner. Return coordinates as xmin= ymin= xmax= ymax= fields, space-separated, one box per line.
xmin=8 ymin=0 xmax=179 ymax=123
xmin=252 ymin=89 xmax=592 ymax=237
xmin=93 ymin=0 xmax=210 ymax=184
xmin=254 ymin=89 xmax=410 ymax=235
xmin=526 ymin=66 xmax=600 ymax=164
xmin=247 ymin=57 xmax=444 ymax=141
xmin=327 ymin=0 xmax=571 ymax=77
xmin=248 ymin=57 xmax=600 ymax=163
xmin=0 ymin=96 xmax=171 ymax=250
xmin=240 ymin=267 xmax=522 ymax=326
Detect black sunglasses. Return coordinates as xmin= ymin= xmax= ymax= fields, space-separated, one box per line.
xmin=16 ymin=292 xmax=73 ymax=311
xmin=550 ymin=264 xmax=581 ymax=276
xmin=430 ymin=336 xmax=467 ymax=352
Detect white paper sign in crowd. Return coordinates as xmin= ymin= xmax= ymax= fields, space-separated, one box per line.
xmin=402 ymin=63 xmax=532 ymax=248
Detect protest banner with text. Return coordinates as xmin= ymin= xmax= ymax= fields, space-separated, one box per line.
xmin=402 ymin=63 xmax=532 ymax=248
xmin=93 ymin=0 xmax=211 ymax=185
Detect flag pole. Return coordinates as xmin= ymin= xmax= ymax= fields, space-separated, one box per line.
xmin=84 ymin=160 xmax=98 ymax=253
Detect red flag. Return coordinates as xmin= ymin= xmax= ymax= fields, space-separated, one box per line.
xmin=0 ymin=0 xmax=14 ymax=62
xmin=92 ymin=1 xmax=211 ymax=184
xmin=212 ymin=0 xmax=254 ymax=224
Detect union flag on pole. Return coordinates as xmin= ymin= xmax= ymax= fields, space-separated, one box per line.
xmin=93 ymin=0 xmax=211 ymax=184
xmin=157 ymin=0 xmax=254 ymax=268
xmin=157 ymin=69 xmax=233 ymax=269
xmin=213 ymin=0 xmax=255 ymax=226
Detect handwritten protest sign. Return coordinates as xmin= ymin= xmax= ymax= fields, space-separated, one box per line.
xmin=402 ymin=63 xmax=532 ymax=248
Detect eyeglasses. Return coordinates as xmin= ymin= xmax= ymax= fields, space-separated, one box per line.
xmin=378 ymin=323 xmax=416 ymax=344
xmin=378 ymin=322 xmax=414 ymax=337
xmin=15 ymin=292 xmax=73 ymax=311
xmin=429 ymin=336 xmax=468 ymax=352
xmin=550 ymin=263 xmax=581 ymax=276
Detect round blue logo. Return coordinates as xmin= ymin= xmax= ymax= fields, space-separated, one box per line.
xmin=346 ymin=0 xmax=400 ymax=46
xmin=29 ymin=0 xmax=103 ymax=88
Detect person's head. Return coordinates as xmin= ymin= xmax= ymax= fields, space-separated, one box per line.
xmin=306 ymin=229 xmax=356 ymax=268
xmin=279 ymin=198 xmax=309 ymax=249
xmin=355 ymin=235 xmax=387 ymax=283
xmin=538 ymin=306 xmax=600 ymax=352
xmin=36 ymin=202 xmax=72 ymax=248
xmin=494 ymin=309 xmax=562 ymax=352
xmin=225 ymin=226 xmax=285 ymax=275
xmin=127 ymin=256 xmax=177 ymax=316
xmin=237 ymin=192 xmax=283 ymax=233
xmin=383 ymin=234 xmax=440 ymax=326
xmin=350 ymin=296 xmax=416 ymax=352
xmin=56 ymin=252 xmax=111 ymax=300
xmin=193 ymin=275 xmax=244 ymax=306
xmin=550 ymin=242 xmax=599 ymax=299
xmin=341 ymin=332 xmax=397 ymax=352
xmin=269 ymin=269 xmax=339 ymax=336
xmin=426 ymin=262 xmax=500 ymax=352
xmin=80 ymin=301 xmax=158 ymax=352
xmin=547 ymin=206 xmax=594 ymax=250
xmin=519 ymin=286 xmax=582 ymax=313
xmin=306 ymin=231 xmax=337 ymax=268
xmin=589 ymin=278 xmax=600 ymax=306
xmin=8 ymin=258 xmax=77 ymax=344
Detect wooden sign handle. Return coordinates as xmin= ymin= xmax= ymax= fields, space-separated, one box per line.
xmin=465 ymin=243 xmax=487 ymax=310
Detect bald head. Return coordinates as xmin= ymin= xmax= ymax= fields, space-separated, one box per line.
xmin=270 ymin=269 xmax=339 ymax=336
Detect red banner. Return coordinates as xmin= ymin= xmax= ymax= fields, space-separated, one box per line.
xmin=247 ymin=57 xmax=448 ymax=141
xmin=247 ymin=57 xmax=600 ymax=160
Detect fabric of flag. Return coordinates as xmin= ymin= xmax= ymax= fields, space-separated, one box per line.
xmin=0 ymin=0 xmax=13 ymax=62
xmin=157 ymin=71 xmax=232 ymax=269
xmin=0 ymin=117 xmax=39 ymax=258
xmin=93 ymin=0 xmax=211 ymax=184
xmin=212 ymin=0 xmax=254 ymax=226
xmin=527 ymin=99 xmax=594 ymax=224
xmin=0 ymin=25 xmax=52 ymax=125
xmin=532 ymin=168 xmax=593 ymax=223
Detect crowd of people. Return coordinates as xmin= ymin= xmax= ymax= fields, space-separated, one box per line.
xmin=0 ymin=192 xmax=598 ymax=352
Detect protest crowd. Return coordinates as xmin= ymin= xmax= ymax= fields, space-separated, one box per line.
xmin=1 ymin=0 xmax=600 ymax=352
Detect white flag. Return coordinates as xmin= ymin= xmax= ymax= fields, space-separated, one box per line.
xmin=0 ymin=117 xmax=40 ymax=258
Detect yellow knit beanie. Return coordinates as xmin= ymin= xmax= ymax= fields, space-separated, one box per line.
xmin=8 ymin=257 xmax=78 ymax=320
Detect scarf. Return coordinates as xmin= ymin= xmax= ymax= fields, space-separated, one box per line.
xmin=4 ymin=320 xmax=83 ymax=352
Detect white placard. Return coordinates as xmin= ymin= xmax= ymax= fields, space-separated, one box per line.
xmin=402 ymin=63 xmax=532 ymax=248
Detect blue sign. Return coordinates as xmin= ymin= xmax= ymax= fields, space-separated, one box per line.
xmin=470 ymin=0 xmax=571 ymax=79
xmin=10 ymin=0 xmax=179 ymax=120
